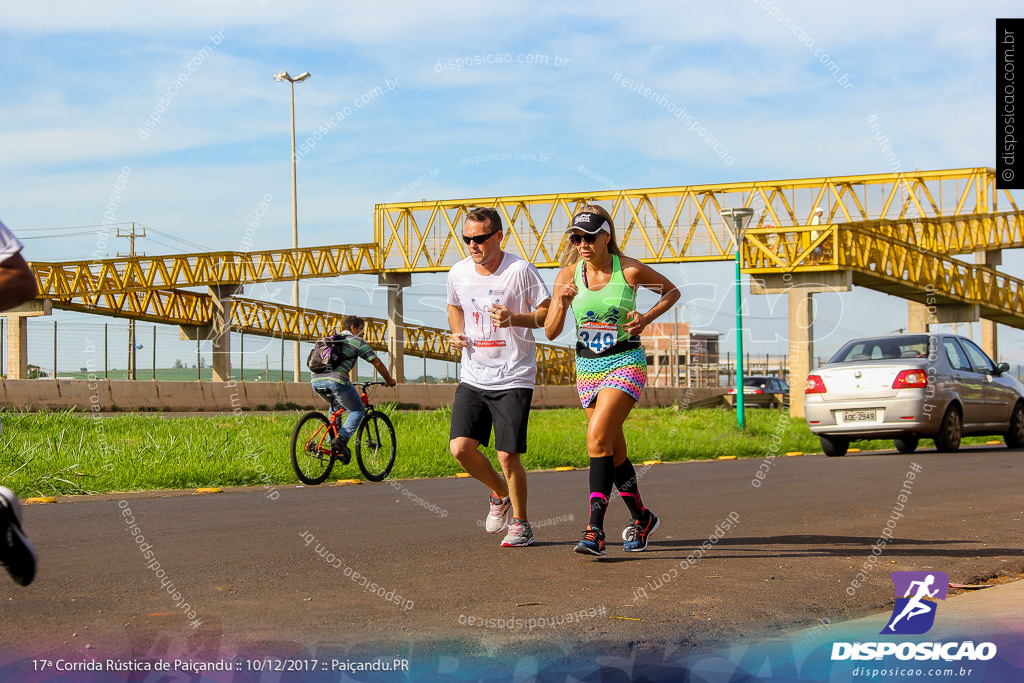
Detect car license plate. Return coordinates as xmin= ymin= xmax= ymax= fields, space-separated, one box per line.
xmin=844 ymin=409 xmax=876 ymax=422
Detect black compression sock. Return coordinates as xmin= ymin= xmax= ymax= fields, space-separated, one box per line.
xmin=614 ymin=459 xmax=646 ymax=521
xmin=588 ymin=457 xmax=615 ymax=529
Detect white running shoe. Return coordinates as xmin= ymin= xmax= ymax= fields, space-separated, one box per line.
xmin=485 ymin=495 xmax=511 ymax=534
xmin=501 ymin=518 xmax=535 ymax=547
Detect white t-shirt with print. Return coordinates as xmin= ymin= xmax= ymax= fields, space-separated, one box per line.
xmin=0 ymin=219 xmax=24 ymax=263
xmin=446 ymin=252 xmax=551 ymax=390
xmin=0 ymin=219 xmax=23 ymax=439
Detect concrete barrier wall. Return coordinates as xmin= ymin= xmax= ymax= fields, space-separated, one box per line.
xmin=0 ymin=379 xmax=726 ymax=412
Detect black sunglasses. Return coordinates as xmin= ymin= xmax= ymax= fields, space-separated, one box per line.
xmin=462 ymin=229 xmax=501 ymax=245
xmin=568 ymin=232 xmax=602 ymax=245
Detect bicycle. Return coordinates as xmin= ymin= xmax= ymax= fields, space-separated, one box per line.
xmin=289 ymin=381 xmax=397 ymax=485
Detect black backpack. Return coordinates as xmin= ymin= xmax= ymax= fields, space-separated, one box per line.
xmin=306 ymin=332 xmax=344 ymax=373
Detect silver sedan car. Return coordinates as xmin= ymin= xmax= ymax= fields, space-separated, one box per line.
xmin=804 ymin=333 xmax=1024 ymax=456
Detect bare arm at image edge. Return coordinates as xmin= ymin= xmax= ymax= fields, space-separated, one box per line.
xmin=0 ymin=251 xmax=39 ymax=313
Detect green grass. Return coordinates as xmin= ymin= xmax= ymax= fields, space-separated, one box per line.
xmin=0 ymin=407 xmax=1003 ymax=498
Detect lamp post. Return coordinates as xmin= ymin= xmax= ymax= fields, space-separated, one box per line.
xmin=722 ymin=207 xmax=754 ymax=430
xmin=273 ymin=70 xmax=311 ymax=383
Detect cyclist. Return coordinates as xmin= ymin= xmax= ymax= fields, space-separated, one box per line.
xmin=0 ymin=218 xmax=40 ymax=586
xmin=310 ymin=316 xmax=396 ymax=460
xmin=544 ymin=205 xmax=679 ymax=555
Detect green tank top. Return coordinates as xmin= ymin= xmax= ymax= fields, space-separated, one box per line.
xmin=572 ymin=254 xmax=638 ymax=355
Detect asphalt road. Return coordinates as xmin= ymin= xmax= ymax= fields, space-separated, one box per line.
xmin=1 ymin=445 xmax=1022 ymax=676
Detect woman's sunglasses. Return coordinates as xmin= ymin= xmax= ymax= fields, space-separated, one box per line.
xmin=568 ymin=232 xmax=602 ymax=245
xmin=462 ymin=229 xmax=501 ymax=245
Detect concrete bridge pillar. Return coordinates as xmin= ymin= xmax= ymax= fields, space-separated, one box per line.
xmin=178 ymin=284 xmax=241 ymax=382
xmin=907 ymin=302 xmax=930 ymax=333
xmin=3 ymin=300 xmax=51 ymax=379
xmin=787 ymin=288 xmax=815 ymax=420
xmin=379 ymin=272 xmax=411 ymax=383
xmin=976 ymin=248 xmax=1002 ymax=360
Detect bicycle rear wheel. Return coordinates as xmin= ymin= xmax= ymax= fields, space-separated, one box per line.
xmin=355 ymin=411 xmax=397 ymax=481
xmin=290 ymin=412 xmax=336 ymax=485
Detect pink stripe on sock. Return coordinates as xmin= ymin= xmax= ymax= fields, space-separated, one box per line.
xmin=589 ymin=492 xmax=608 ymax=502
xmin=620 ymin=491 xmax=646 ymax=511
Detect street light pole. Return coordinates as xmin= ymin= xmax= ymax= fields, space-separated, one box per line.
xmin=117 ymin=223 xmax=146 ymax=380
xmin=722 ymin=207 xmax=754 ymax=430
xmin=274 ymin=70 xmax=311 ymax=383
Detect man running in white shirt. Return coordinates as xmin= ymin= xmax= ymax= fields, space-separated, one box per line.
xmin=447 ymin=208 xmax=551 ymax=547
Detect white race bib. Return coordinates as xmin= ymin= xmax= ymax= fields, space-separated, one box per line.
xmin=578 ymin=322 xmax=618 ymax=354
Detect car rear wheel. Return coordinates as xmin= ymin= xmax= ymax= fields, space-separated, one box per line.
xmin=894 ymin=436 xmax=919 ymax=453
xmin=820 ymin=435 xmax=849 ymax=457
xmin=933 ymin=406 xmax=962 ymax=452
xmin=1005 ymin=402 xmax=1024 ymax=449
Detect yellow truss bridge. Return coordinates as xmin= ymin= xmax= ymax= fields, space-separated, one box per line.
xmin=742 ymin=214 xmax=1024 ymax=326
xmin=13 ymin=167 xmax=1020 ymax=388
xmin=32 ymin=243 xmax=379 ymax=299
xmin=374 ymin=167 xmax=1015 ymax=270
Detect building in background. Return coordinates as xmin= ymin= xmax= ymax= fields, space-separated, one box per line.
xmin=640 ymin=322 xmax=721 ymax=388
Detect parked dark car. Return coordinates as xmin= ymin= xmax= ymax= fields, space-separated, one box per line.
xmin=804 ymin=333 xmax=1024 ymax=456
xmin=726 ymin=376 xmax=790 ymax=409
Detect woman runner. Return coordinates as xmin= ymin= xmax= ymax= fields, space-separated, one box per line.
xmin=544 ymin=205 xmax=680 ymax=555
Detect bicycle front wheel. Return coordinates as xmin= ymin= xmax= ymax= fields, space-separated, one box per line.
xmin=355 ymin=411 xmax=397 ymax=481
xmin=290 ymin=412 xmax=336 ymax=485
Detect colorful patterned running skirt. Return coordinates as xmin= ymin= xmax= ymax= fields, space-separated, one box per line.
xmin=575 ymin=346 xmax=647 ymax=408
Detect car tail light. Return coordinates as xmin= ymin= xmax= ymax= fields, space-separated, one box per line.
xmin=805 ymin=375 xmax=826 ymax=394
xmin=892 ymin=369 xmax=927 ymax=389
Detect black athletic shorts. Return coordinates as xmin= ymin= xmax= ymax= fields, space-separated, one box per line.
xmin=449 ymin=383 xmax=534 ymax=454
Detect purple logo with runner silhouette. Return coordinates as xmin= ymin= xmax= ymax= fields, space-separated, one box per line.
xmin=882 ymin=571 xmax=948 ymax=635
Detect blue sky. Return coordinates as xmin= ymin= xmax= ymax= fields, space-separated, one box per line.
xmin=1 ymin=1 xmax=1021 ymax=373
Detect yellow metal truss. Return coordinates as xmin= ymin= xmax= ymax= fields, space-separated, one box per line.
xmin=54 ymin=288 xmax=211 ymax=325
xmin=743 ymin=211 xmax=1024 ymax=270
xmin=837 ymin=226 xmax=1024 ymax=326
xmin=854 ymin=211 xmax=1024 ymax=256
xmin=375 ymin=168 xmax=1017 ymax=272
xmin=743 ymin=222 xmax=1024 ymax=327
xmin=31 ymin=243 xmax=379 ymax=298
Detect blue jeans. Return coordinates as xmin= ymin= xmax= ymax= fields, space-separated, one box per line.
xmin=311 ymin=380 xmax=364 ymax=442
